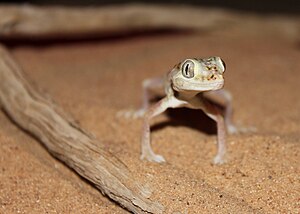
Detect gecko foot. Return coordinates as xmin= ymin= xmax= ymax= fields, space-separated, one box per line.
xmin=116 ymin=108 xmax=146 ymax=119
xmin=212 ymin=154 xmax=226 ymax=165
xmin=141 ymin=152 xmax=166 ymax=163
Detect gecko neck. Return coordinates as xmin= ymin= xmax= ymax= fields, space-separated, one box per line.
xmin=174 ymin=90 xmax=202 ymax=101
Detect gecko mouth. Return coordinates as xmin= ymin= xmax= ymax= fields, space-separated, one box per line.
xmin=173 ymin=78 xmax=224 ymax=92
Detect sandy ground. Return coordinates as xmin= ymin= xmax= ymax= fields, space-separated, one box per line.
xmin=0 ymin=9 xmax=299 ymax=214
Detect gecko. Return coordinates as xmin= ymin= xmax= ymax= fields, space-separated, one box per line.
xmin=130 ymin=56 xmax=240 ymax=164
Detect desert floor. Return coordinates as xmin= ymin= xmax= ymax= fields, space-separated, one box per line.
xmin=0 ymin=8 xmax=299 ymax=214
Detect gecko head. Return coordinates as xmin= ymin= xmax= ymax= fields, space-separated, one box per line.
xmin=171 ymin=57 xmax=226 ymax=92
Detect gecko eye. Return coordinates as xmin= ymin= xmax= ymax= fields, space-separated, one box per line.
xmin=220 ymin=59 xmax=226 ymax=72
xmin=182 ymin=60 xmax=194 ymax=78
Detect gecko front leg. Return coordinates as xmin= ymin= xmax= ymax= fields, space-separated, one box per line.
xmin=141 ymin=96 xmax=186 ymax=162
xmin=201 ymin=101 xmax=227 ymax=164
xmin=207 ymin=112 xmax=226 ymax=164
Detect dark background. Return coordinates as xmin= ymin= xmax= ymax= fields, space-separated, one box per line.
xmin=1 ymin=0 xmax=300 ymax=15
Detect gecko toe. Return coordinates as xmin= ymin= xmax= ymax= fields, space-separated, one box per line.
xmin=141 ymin=153 xmax=166 ymax=163
xmin=212 ymin=155 xmax=226 ymax=165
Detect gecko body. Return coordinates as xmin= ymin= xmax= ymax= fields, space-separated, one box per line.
xmin=136 ymin=57 xmax=238 ymax=164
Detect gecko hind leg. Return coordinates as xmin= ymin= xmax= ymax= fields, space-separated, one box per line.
xmin=217 ymin=89 xmax=238 ymax=134
xmin=204 ymin=89 xmax=246 ymax=134
xmin=135 ymin=77 xmax=164 ymax=118
xmin=117 ymin=77 xmax=164 ymax=119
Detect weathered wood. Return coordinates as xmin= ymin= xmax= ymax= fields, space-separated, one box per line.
xmin=0 ymin=4 xmax=237 ymax=39
xmin=0 ymin=44 xmax=163 ymax=214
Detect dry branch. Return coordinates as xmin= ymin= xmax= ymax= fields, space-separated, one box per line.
xmin=0 ymin=4 xmax=237 ymax=39
xmin=0 ymin=44 xmax=163 ymax=214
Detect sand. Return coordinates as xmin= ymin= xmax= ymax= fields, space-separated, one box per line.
xmin=0 ymin=10 xmax=299 ymax=214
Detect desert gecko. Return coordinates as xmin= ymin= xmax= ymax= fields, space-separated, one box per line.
xmin=130 ymin=57 xmax=240 ymax=164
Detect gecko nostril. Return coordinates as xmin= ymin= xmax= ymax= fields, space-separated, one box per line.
xmin=208 ymin=74 xmax=216 ymax=80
